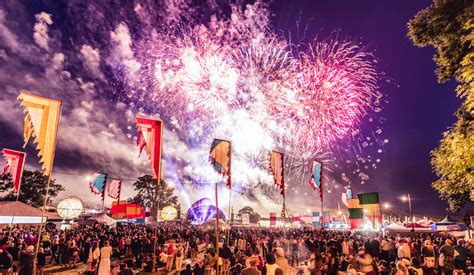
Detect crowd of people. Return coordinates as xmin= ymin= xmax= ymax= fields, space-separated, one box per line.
xmin=0 ymin=223 xmax=472 ymax=274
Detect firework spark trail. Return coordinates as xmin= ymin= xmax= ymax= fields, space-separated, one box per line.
xmin=127 ymin=1 xmax=387 ymax=202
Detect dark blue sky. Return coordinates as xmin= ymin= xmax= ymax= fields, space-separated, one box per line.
xmin=272 ymin=0 xmax=461 ymax=214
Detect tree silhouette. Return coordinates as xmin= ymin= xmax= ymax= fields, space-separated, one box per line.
xmin=128 ymin=175 xmax=180 ymax=219
xmin=0 ymin=170 xmax=64 ymax=208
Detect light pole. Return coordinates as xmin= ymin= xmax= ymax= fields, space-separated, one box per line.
xmin=401 ymin=194 xmax=414 ymax=232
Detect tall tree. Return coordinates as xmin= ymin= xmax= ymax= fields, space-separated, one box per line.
xmin=128 ymin=175 xmax=180 ymax=219
xmin=0 ymin=170 xmax=64 ymax=208
xmin=408 ymin=0 xmax=474 ymax=211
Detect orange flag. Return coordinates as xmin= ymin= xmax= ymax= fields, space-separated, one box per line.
xmin=18 ymin=92 xmax=62 ymax=176
xmin=270 ymin=151 xmax=284 ymax=197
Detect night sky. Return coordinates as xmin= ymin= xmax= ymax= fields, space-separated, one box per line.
xmin=270 ymin=0 xmax=461 ymax=214
xmin=0 ymin=0 xmax=465 ymax=214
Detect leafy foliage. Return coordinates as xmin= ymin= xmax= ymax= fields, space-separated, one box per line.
xmin=128 ymin=175 xmax=180 ymax=218
xmin=0 ymin=170 xmax=64 ymax=208
xmin=408 ymin=0 xmax=474 ymax=211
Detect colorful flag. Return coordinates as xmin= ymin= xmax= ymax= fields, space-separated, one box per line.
xmin=347 ymin=198 xmax=363 ymax=230
xmin=209 ymin=139 xmax=231 ymax=187
xmin=358 ymin=192 xmax=380 ymax=204
xmin=322 ymin=211 xmax=331 ymax=228
xmin=110 ymin=201 xmax=145 ymax=219
xmin=358 ymin=192 xmax=382 ymax=228
xmin=107 ymin=179 xmax=121 ymax=200
xmin=348 ymin=208 xmax=364 ymax=219
xmin=346 ymin=188 xmax=353 ymax=199
xmin=312 ymin=212 xmax=321 ymax=227
xmin=145 ymin=207 xmax=153 ymax=223
xmin=1 ymin=149 xmax=26 ymax=193
xmin=136 ymin=117 xmax=163 ymax=179
xmin=308 ymin=160 xmax=323 ymax=201
xmin=347 ymin=198 xmax=361 ymax=208
xmin=269 ymin=151 xmax=284 ymax=196
xmin=350 ymin=219 xmax=364 ymax=230
xmin=18 ymin=92 xmax=61 ymax=176
xmin=89 ymin=172 xmax=107 ymax=201
xmin=270 ymin=212 xmax=277 ymax=226
xmin=293 ymin=214 xmax=300 ymax=222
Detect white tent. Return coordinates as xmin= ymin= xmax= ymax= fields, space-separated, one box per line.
xmin=385 ymin=222 xmax=405 ymax=229
xmin=85 ymin=213 xmax=117 ymax=226
xmin=0 ymin=201 xmax=60 ymax=224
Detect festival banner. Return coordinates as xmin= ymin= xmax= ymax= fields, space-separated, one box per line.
xmin=348 ymin=208 xmax=364 ymax=219
xmin=111 ymin=201 xmax=145 ymax=219
xmin=269 ymin=151 xmax=284 ymax=196
xmin=145 ymin=207 xmax=153 ymax=223
xmin=1 ymin=149 xmax=26 ymax=193
xmin=347 ymin=198 xmax=361 ymax=208
xmin=350 ymin=219 xmax=364 ymax=230
xmin=322 ymin=211 xmax=331 ymax=228
xmin=346 ymin=188 xmax=353 ymax=199
xmin=347 ymin=197 xmax=363 ymax=230
xmin=18 ymin=92 xmax=62 ymax=176
xmin=136 ymin=117 xmax=163 ymax=179
xmin=293 ymin=214 xmax=301 ymax=223
xmin=308 ymin=160 xmax=323 ymax=201
xmin=270 ymin=212 xmax=277 ymax=226
xmin=358 ymin=192 xmax=380 ymax=204
xmin=107 ymin=179 xmax=121 ymax=200
xmin=209 ymin=139 xmax=231 ymax=187
xmin=357 ymin=192 xmax=382 ymax=228
xmin=312 ymin=212 xmax=320 ymax=227
xmin=89 ymin=172 xmax=107 ymax=202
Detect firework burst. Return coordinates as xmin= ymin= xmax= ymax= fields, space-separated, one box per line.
xmin=126 ymin=1 xmax=387 ymax=202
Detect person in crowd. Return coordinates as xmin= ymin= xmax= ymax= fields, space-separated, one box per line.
xmin=175 ymin=242 xmax=185 ymax=272
xmin=242 ymin=256 xmax=261 ymax=275
xmin=421 ymin=239 xmax=435 ymax=269
xmin=37 ymin=247 xmax=46 ymax=274
xmin=407 ymin=257 xmax=423 ymax=274
xmin=220 ymin=242 xmax=232 ymax=273
xmin=261 ymin=253 xmax=283 ymax=275
xmin=18 ymin=245 xmax=34 ymax=275
xmin=205 ymin=248 xmax=218 ymax=275
xmin=453 ymin=239 xmax=468 ymax=273
xmin=98 ymin=240 xmax=113 ymax=274
xmin=398 ymin=239 xmax=411 ymax=260
xmin=0 ymin=248 xmax=12 ymax=275
xmin=0 ymin=222 xmax=472 ymax=274
xmin=357 ymin=251 xmax=375 ymax=274
xmin=180 ymin=263 xmax=193 ymax=275
xmin=86 ymin=241 xmax=100 ymax=275
xmin=274 ymin=247 xmax=289 ymax=275
xmin=439 ymin=238 xmax=455 ymax=274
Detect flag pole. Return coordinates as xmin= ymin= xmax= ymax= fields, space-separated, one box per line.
xmin=215 ymin=180 xmax=220 ymax=274
xmin=9 ymin=191 xmax=21 ymax=235
xmin=5 ymin=149 xmax=26 ymax=235
xmin=226 ymin=143 xmax=232 ymax=246
xmin=34 ymin=173 xmax=52 ymax=274
xmin=152 ymin=119 xmax=164 ymax=272
xmin=33 ymin=106 xmax=62 ymax=275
